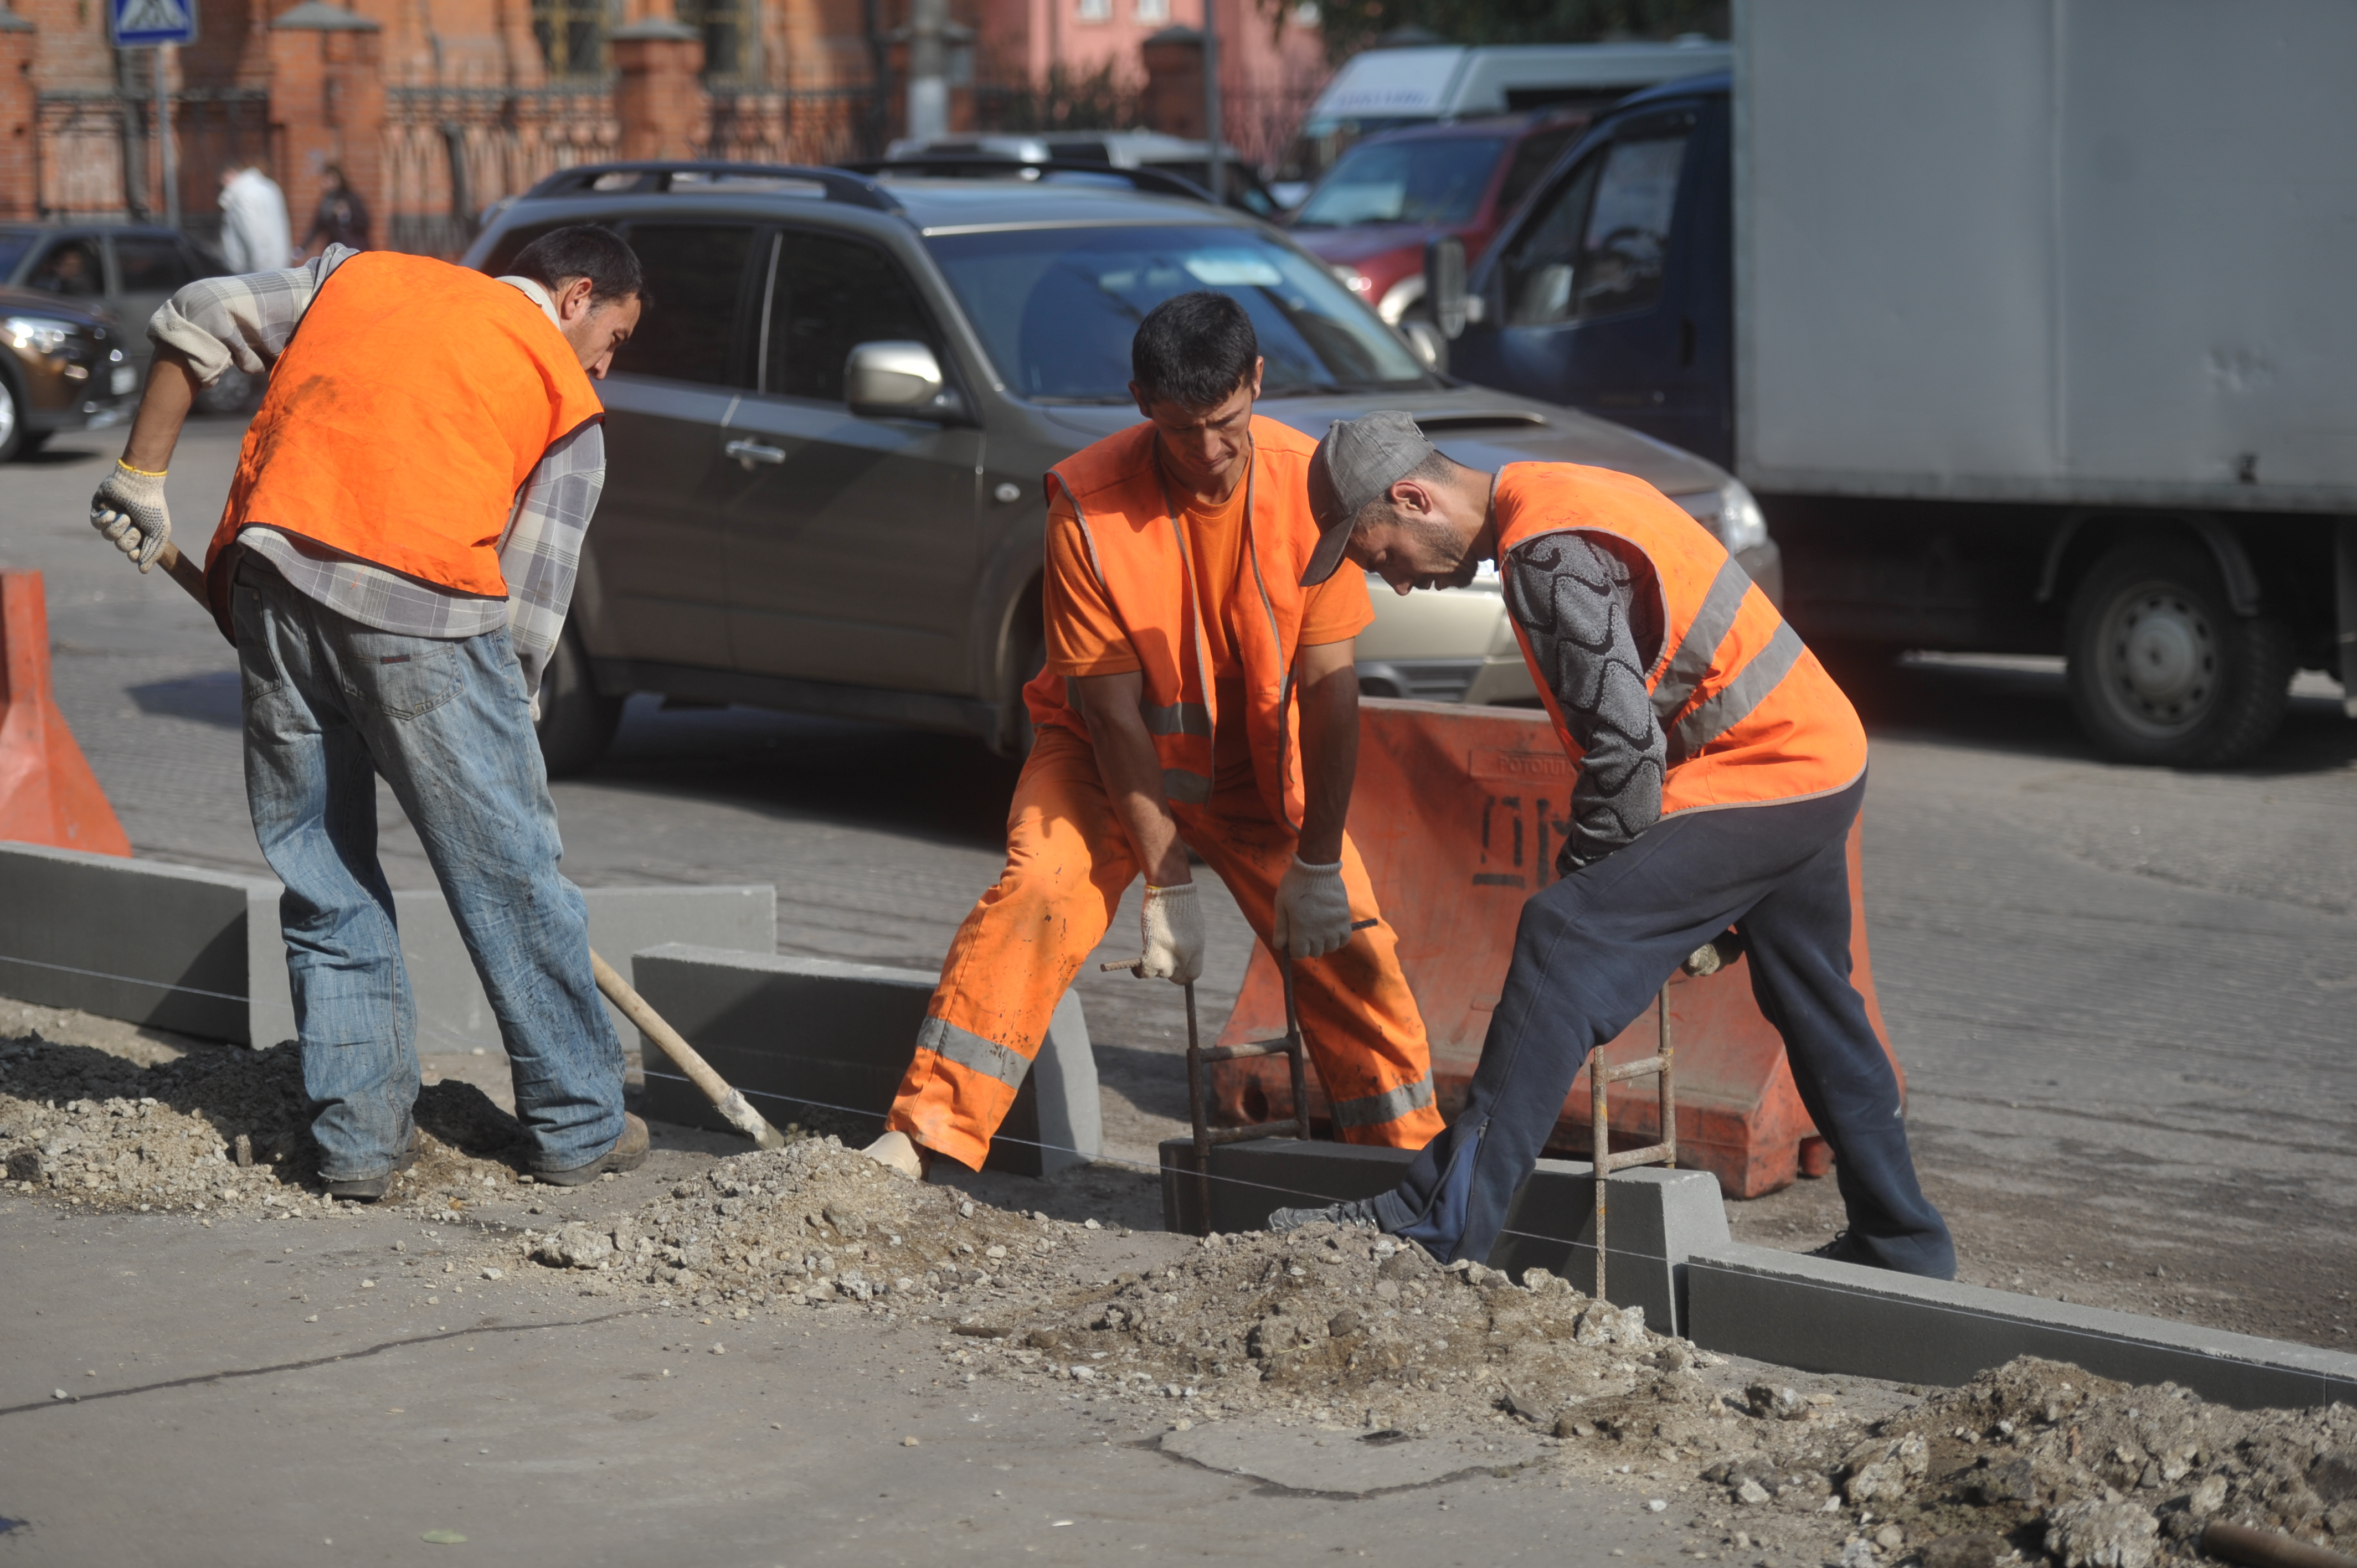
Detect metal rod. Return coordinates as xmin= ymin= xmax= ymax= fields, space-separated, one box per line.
xmin=155 ymin=48 xmax=177 ymax=230
xmin=1201 ymin=0 xmax=1222 ymax=204
xmin=1659 ymin=988 xmax=1676 ymax=1169
xmin=1283 ymin=957 xmax=1311 ymax=1142
xmin=1184 ymin=979 xmax=1210 ymax=1233
xmin=1592 ymin=1039 xmax=1608 ymax=1303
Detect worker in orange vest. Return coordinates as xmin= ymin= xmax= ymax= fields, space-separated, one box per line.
xmin=86 ymin=228 xmax=647 ymax=1200
xmin=1269 ymin=414 xmax=1954 ymax=1278
xmin=864 ymin=295 xmax=1445 ymax=1179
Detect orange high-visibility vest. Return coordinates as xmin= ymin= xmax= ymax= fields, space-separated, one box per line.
xmin=204 ymin=252 xmax=604 ymax=615
xmin=1494 ymin=462 xmax=1867 ymax=812
xmin=1026 ymin=417 xmax=1325 ymax=829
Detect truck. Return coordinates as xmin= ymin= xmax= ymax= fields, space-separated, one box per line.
xmin=1438 ymin=0 xmax=2357 ymax=766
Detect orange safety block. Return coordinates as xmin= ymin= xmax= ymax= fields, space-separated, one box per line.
xmin=1211 ymin=698 xmax=1900 ymax=1199
xmin=0 ymin=571 xmax=131 ymax=858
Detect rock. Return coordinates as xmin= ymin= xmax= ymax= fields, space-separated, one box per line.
xmin=2045 ymin=1498 xmax=2159 ymax=1568
xmin=1326 ymin=1309 xmax=1361 ymax=1338
xmin=2188 ymin=1475 xmax=2228 ymax=1517
xmin=1746 ymin=1382 xmax=1807 ymax=1421
xmin=1921 ymin=1533 xmax=2009 ymax=1568
xmin=1844 ymin=1433 xmax=1928 ymax=1504
xmin=1874 ymin=1525 xmax=1906 ymax=1552
xmin=1735 ymin=1478 xmax=1770 ymax=1505
xmin=2314 ymin=1448 xmax=2357 ymax=1505
xmin=481 ymin=1267 xmax=503 ymax=1281
xmin=1839 ymin=1540 xmax=1877 ymax=1568
xmin=1574 ymin=1302 xmax=1647 ymax=1348
xmin=532 ymin=1223 xmax=614 ymax=1270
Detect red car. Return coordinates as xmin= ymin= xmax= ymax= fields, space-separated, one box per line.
xmin=1288 ymin=110 xmax=1588 ymax=360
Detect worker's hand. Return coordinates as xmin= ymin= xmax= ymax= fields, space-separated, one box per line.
xmin=90 ymin=461 xmax=171 ymax=572
xmin=1272 ymin=856 xmax=1352 ymax=960
xmin=1137 ymin=881 xmax=1205 ymax=985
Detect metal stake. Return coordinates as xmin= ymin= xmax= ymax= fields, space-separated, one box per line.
xmin=1589 ymin=983 xmax=1681 ymax=1306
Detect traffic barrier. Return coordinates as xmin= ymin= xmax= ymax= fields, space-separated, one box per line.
xmin=627 ymin=943 xmax=1100 ymax=1178
xmin=0 ymin=571 xmax=130 ymax=858
xmin=1211 ymin=698 xmax=1902 ymax=1199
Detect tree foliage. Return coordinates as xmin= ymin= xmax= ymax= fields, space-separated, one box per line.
xmin=1295 ymin=0 xmax=1727 ymax=65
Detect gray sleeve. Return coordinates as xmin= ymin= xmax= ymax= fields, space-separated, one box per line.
xmin=498 ymin=421 xmax=607 ymax=703
xmin=1501 ymin=532 xmax=1666 ymax=871
xmin=146 ymin=243 xmax=356 ymax=384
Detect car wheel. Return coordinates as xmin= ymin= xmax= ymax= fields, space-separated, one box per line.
xmin=2064 ymin=541 xmax=2294 ymax=767
xmin=0 ymin=373 xmax=24 ymax=463
xmin=534 ymin=625 xmax=623 ymax=778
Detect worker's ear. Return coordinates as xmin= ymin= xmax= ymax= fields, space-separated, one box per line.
xmin=552 ymin=275 xmax=599 ymax=325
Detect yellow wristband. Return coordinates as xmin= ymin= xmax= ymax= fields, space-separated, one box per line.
xmin=117 ymin=459 xmax=167 ymax=479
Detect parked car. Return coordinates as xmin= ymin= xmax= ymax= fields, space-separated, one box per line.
xmin=883 ymin=130 xmax=1283 ymax=217
xmin=1288 ymin=111 xmax=1588 ymax=364
xmin=0 ymin=279 xmax=137 ymax=461
xmin=1271 ymin=37 xmax=1730 ymax=207
xmin=460 ymin=160 xmax=1770 ymax=773
xmin=0 ymin=223 xmax=259 ymax=425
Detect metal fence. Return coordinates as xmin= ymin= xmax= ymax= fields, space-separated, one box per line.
xmin=701 ymin=85 xmax=879 ymax=167
xmin=35 ymin=86 xmax=272 ymax=236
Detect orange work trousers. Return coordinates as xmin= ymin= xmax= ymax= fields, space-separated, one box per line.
xmin=888 ymin=724 xmax=1445 ymax=1170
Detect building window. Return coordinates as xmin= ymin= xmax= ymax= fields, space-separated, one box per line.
xmin=1075 ymin=0 xmax=1110 ymax=21
xmin=677 ymin=0 xmax=749 ymax=79
xmin=1134 ymin=0 xmax=1169 ymax=20
xmin=533 ymin=0 xmax=605 ymax=76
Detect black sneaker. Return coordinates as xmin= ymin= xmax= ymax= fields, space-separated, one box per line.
xmin=323 ymin=1129 xmax=420 ymax=1203
xmin=1806 ymin=1231 xmax=1871 ymax=1266
xmin=1267 ymin=1198 xmax=1385 ymax=1234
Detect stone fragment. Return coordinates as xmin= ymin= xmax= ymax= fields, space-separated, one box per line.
xmin=532 ymin=1223 xmax=614 ymax=1270
xmin=2045 ymin=1498 xmax=2158 ymax=1568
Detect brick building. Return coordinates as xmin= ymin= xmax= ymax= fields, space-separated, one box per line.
xmin=0 ymin=0 xmax=1324 ymax=256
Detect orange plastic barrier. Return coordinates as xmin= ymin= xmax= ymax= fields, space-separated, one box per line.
xmin=0 ymin=571 xmax=131 ymax=857
xmin=1211 ymin=698 xmax=1900 ymax=1199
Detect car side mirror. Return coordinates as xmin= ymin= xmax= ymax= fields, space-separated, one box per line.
xmin=845 ymin=340 xmax=959 ymax=419
xmin=1425 ymin=236 xmax=1468 ymax=341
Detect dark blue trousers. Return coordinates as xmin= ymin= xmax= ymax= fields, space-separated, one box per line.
xmin=1367 ymin=774 xmax=1954 ymax=1279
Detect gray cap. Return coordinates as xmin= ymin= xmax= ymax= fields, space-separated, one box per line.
xmin=1300 ymin=411 xmax=1441 ymax=587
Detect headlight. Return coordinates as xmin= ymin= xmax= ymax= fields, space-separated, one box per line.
xmin=1329 ymin=264 xmax=1372 ymax=297
xmin=5 ymin=316 xmax=81 ymax=357
xmin=1674 ymin=481 xmax=1770 ymax=555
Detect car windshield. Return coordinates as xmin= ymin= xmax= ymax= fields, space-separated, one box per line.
xmin=0 ymin=232 xmax=38 ymax=280
xmin=925 ymin=224 xmax=1431 ymax=404
xmin=1292 ymin=136 xmax=1508 ymax=229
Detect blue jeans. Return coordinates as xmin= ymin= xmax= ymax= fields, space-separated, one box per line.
xmin=1368 ymin=775 xmax=1955 ymax=1280
xmin=233 ymin=556 xmax=625 ymax=1181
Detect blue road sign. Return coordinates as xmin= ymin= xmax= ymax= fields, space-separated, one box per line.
xmin=111 ymin=0 xmax=197 ymax=48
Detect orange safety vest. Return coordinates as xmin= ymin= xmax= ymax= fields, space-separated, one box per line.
xmin=1026 ymin=417 xmax=1324 ymax=829
xmin=204 ymin=251 xmax=604 ymax=617
xmin=1494 ymin=462 xmax=1867 ymax=813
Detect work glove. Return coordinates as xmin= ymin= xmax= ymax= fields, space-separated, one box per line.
xmin=1272 ymin=855 xmax=1353 ymax=960
xmin=1136 ymin=881 xmax=1205 ymax=985
xmin=91 ymin=461 xmax=171 ymax=572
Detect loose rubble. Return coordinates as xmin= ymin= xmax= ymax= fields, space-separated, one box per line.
xmin=7 ymin=1029 xmax=2355 ymax=1567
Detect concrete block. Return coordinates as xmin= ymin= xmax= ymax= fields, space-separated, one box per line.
xmin=243 ymin=884 xmax=776 ymax=1053
xmin=627 ymin=943 xmax=1098 ymax=1178
xmin=1685 ymin=1242 xmax=2357 ymax=1411
xmin=0 ymin=842 xmax=271 ymax=1042
xmin=1156 ymin=1139 xmax=1725 ymax=1334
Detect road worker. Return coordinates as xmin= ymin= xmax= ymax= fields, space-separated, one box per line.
xmin=864 ymin=294 xmax=1445 ymax=1179
xmin=86 ymin=227 xmax=649 ymax=1199
xmin=1268 ymin=414 xmax=1954 ymax=1278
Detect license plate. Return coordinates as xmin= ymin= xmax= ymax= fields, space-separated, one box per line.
xmin=110 ymin=365 xmax=137 ymax=395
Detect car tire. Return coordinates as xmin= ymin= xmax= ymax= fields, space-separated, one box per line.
xmin=17 ymin=429 xmax=50 ymax=456
xmin=2064 ymin=540 xmax=2294 ymax=767
xmin=0 ymin=372 xmax=24 ymax=463
xmin=534 ymin=625 xmax=623 ymax=779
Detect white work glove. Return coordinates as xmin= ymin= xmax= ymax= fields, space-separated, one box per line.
xmin=1136 ymin=881 xmax=1205 ymax=984
xmin=1272 ymin=855 xmax=1352 ymax=960
xmin=91 ymin=461 xmax=171 ymax=572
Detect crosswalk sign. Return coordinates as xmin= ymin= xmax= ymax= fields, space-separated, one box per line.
xmin=112 ymin=0 xmax=197 ymax=47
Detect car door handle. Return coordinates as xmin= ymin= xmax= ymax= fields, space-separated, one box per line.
xmin=725 ymin=439 xmax=786 ymax=468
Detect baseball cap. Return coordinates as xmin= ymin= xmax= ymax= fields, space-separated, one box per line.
xmin=1300 ymin=412 xmax=1442 ymax=586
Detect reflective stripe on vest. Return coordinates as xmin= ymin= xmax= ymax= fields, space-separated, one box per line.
xmin=1330 ymin=1072 xmax=1436 ymax=1130
xmin=1494 ymin=462 xmax=1867 ymax=814
xmin=917 ymin=1015 xmax=1032 ymax=1092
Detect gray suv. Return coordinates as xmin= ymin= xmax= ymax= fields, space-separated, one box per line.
xmin=463 ymin=162 xmax=1769 ymax=773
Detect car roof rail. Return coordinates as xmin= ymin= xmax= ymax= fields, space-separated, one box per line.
xmin=518 ymin=161 xmax=904 ymax=214
xmin=837 ymin=157 xmax=1217 ymax=206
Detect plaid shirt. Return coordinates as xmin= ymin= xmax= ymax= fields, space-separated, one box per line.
xmin=150 ymin=244 xmax=607 ymax=701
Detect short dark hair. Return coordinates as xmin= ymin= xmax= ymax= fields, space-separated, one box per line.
xmin=1131 ymin=292 xmax=1258 ymax=410
xmin=510 ymin=224 xmax=644 ymax=304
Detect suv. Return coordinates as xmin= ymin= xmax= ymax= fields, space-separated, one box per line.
xmin=1288 ymin=112 xmax=1588 ymax=362
xmin=462 ymin=161 xmax=1771 ymax=772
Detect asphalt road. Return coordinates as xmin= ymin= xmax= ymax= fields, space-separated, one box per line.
xmin=6 ymin=414 xmax=2355 ymax=1353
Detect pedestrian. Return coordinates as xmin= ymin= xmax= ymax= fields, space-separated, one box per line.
xmin=1267 ymin=415 xmax=1955 ymax=1278
xmin=217 ymin=159 xmax=293 ymax=273
xmin=862 ymin=293 xmax=1444 ymax=1181
xmin=85 ymin=226 xmax=647 ymax=1200
xmin=301 ymin=163 xmax=372 ymax=254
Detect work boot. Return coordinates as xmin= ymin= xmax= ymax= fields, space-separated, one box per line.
xmin=1266 ymin=1197 xmax=1385 ymax=1234
xmin=537 ymin=1113 xmax=650 ymax=1187
xmin=1806 ymin=1231 xmax=1874 ymax=1267
xmin=861 ymin=1129 xmax=930 ymax=1181
xmin=323 ymin=1128 xmax=421 ymax=1203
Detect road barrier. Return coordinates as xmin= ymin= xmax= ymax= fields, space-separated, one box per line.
xmin=0 ymin=571 xmax=130 ymax=858
xmin=1211 ymin=698 xmax=1903 ymax=1199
